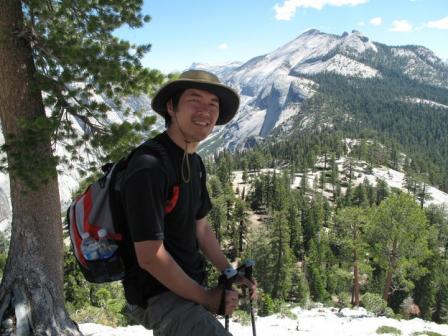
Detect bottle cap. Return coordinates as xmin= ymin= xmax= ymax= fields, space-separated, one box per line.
xmin=81 ymin=232 xmax=90 ymax=239
xmin=223 ymin=267 xmax=237 ymax=279
xmin=98 ymin=229 xmax=107 ymax=238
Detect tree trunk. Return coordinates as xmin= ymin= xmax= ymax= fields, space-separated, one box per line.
xmin=238 ymin=220 xmax=244 ymax=255
xmin=0 ymin=1 xmax=81 ymax=335
xmin=352 ymin=250 xmax=360 ymax=306
xmin=382 ymin=268 xmax=393 ymax=303
xmin=383 ymin=238 xmax=398 ymax=303
xmin=420 ymin=183 xmax=426 ymax=209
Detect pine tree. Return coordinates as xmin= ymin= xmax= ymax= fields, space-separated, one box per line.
xmin=302 ymin=196 xmax=324 ymax=252
xmin=246 ymin=227 xmax=274 ymax=295
xmin=0 ymin=1 xmax=158 ymax=333
xmin=306 ymin=239 xmax=328 ymax=302
xmin=329 ymin=153 xmax=339 ymax=198
xmin=242 ymin=161 xmax=249 ymax=184
xmin=334 ymin=207 xmax=369 ymax=306
xmin=424 ymin=205 xmax=448 ymax=322
xmin=208 ymin=196 xmax=227 ymax=244
xmin=270 ymin=210 xmax=294 ymax=299
xmin=207 ymin=175 xmax=223 ymax=198
xmin=413 ymin=256 xmax=438 ymax=320
xmin=352 ymin=182 xmax=368 ymax=207
xmin=287 ymin=197 xmax=304 ymax=260
xmin=249 ymin=176 xmax=264 ymax=211
xmin=416 ymin=182 xmax=432 ymax=209
xmin=289 ymin=267 xmax=310 ymax=305
xmin=358 ymin=139 xmax=368 ymax=161
xmin=299 ymin=165 xmax=309 ymax=197
xmin=367 ymin=193 xmax=433 ymax=303
xmin=434 ymin=278 xmax=448 ymax=324
xmin=216 ymin=152 xmax=233 ymax=185
xmin=375 ymin=178 xmax=389 ymax=205
xmin=233 ymin=198 xmax=248 ymax=256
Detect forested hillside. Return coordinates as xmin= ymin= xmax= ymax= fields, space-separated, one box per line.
xmin=270 ymin=71 xmax=448 ymax=193
xmin=204 ymin=134 xmax=448 ymax=323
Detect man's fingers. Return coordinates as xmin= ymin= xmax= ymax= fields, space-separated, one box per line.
xmin=225 ymin=290 xmax=239 ymax=315
xmin=237 ymin=276 xmax=257 ymax=300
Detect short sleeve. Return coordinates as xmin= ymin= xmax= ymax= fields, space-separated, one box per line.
xmin=122 ymin=153 xmax=168 ymax=242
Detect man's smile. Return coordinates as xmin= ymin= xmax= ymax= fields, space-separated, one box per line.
xmin=192 ymin=119 xmax=211 ymax=127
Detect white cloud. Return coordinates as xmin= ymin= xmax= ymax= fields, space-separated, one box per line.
xmin=358 ymin=21 xmax=366 ymax=26
xmin=369 ymin=17 xmax=382 ymax=26
xmin=390 ymin=20 xmax=413 ymax=32
xmin=218 ymin=43 xmax=228 ymax=49
xmin=426 ymin=16 xmax=448 ymax=29
xmin=274 ymin=0 xmax=368 ymax=21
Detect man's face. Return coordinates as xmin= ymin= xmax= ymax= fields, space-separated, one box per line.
xmin=167 ymin=88 xmax=220 ymax=142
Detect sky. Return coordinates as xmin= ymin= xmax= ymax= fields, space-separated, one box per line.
xmin=114 ymin=0 xmax=448 ymax=74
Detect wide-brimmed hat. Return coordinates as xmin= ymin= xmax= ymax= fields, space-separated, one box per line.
xmin=151 ymin=70 xmax=240 ymax=125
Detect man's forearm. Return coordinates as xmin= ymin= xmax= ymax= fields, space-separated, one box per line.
xmin=134 ymin=241 xmax=208 ymax=305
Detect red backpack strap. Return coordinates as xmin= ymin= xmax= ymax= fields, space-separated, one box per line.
xmin=164 ymin=185 xmax=180 ymax=214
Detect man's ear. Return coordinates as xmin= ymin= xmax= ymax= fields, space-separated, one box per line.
xmin=166 ymin=99 xmax=174 ymax=117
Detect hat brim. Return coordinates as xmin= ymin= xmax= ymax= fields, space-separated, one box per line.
xmin=151 ymin=79 xmax=240 ymax=126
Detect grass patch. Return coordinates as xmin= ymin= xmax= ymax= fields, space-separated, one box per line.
xmin=232 ymin=309 xmax=251 ymax=326
xmin=376 ymin=325 xmax=402 ymax=335
xmin=411 ymin=332 xmax=443 ymax=336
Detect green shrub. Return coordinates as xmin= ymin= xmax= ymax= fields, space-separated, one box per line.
xmin=335 ymin=292 xmax=352 ymax=310
xmin=290 ymin=268 xmax=310 ymax=306
xmin=362 ymin=292 xmax=387 ymax=315
xmin=411 ymin=332 xmax=443 ymax=336
xmin=383 ymin=307 xmax=395 ymax=318
xmin=258 ymin=292 xmax=275 ymax=316
xmin=376 ymin=325 xmax=402 ymax=335
xmin=233 ymin=310 xmax=251 ymax=326
xmin=279 ymin=304 xmax=297 ymax=320
xmin=68 ymin=304 xmax=127 ymax=327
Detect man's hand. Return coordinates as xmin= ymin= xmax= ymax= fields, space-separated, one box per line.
xmin=202 ymin=287 xmax=239 ymax=315
xmin=234 ymin=274 xmax=257 ymax=300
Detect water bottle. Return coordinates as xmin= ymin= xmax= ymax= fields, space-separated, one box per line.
xmin=97 ymin=229 xmax=118 ymax=259
xmin=80 ymin=232 xmax=99 ymax=261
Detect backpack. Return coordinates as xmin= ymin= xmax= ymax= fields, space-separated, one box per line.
xmin=66 ymin=139 xmax=179 ymax=283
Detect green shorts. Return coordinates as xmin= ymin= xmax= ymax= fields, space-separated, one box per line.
xmin=125 ymin=291 xmax=233 ymax=336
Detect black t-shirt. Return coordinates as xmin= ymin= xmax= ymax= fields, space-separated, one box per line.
xmin=120 ymin=132 xmax=212 ymax=306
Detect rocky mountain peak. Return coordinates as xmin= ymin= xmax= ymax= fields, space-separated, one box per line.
xmin=339 ymin=30 xmax=376 ymax=54
xmin=195 ymin=30 xmax=448 ymax=155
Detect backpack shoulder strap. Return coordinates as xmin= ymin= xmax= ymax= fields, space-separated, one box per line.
xmin=137 ymin=139 xmax=177 ymax=188
xmin=136 ymin=139 xmax=179 ymax=214
xmin=119 ymin=139 xmax=177 ymax=189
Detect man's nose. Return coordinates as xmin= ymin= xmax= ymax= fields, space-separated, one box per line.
xmin=196 ymin=101 xmax=213 ymax=113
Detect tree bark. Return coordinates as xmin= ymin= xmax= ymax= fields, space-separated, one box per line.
xmin=382 ymin=268 xmax=393 ymax=303
xmin=352 ymin=250 xmax=360 ymax=306
xmin=383 ymin=238 xmax=398 ymax=303
xmin=0 ymin=1 xmax=81 ymax=335
xmin=351 ymin=223 xmax=360 ymax=307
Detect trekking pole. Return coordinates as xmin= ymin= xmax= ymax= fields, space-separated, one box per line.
xmin=242 ymin=260 xmax=257 ymax=336
xmin=220 ymin=267 xmax=237 ymax=331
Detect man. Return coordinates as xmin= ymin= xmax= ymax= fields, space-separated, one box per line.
xmin=121 ymin=70 xmax=256 ymax=335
